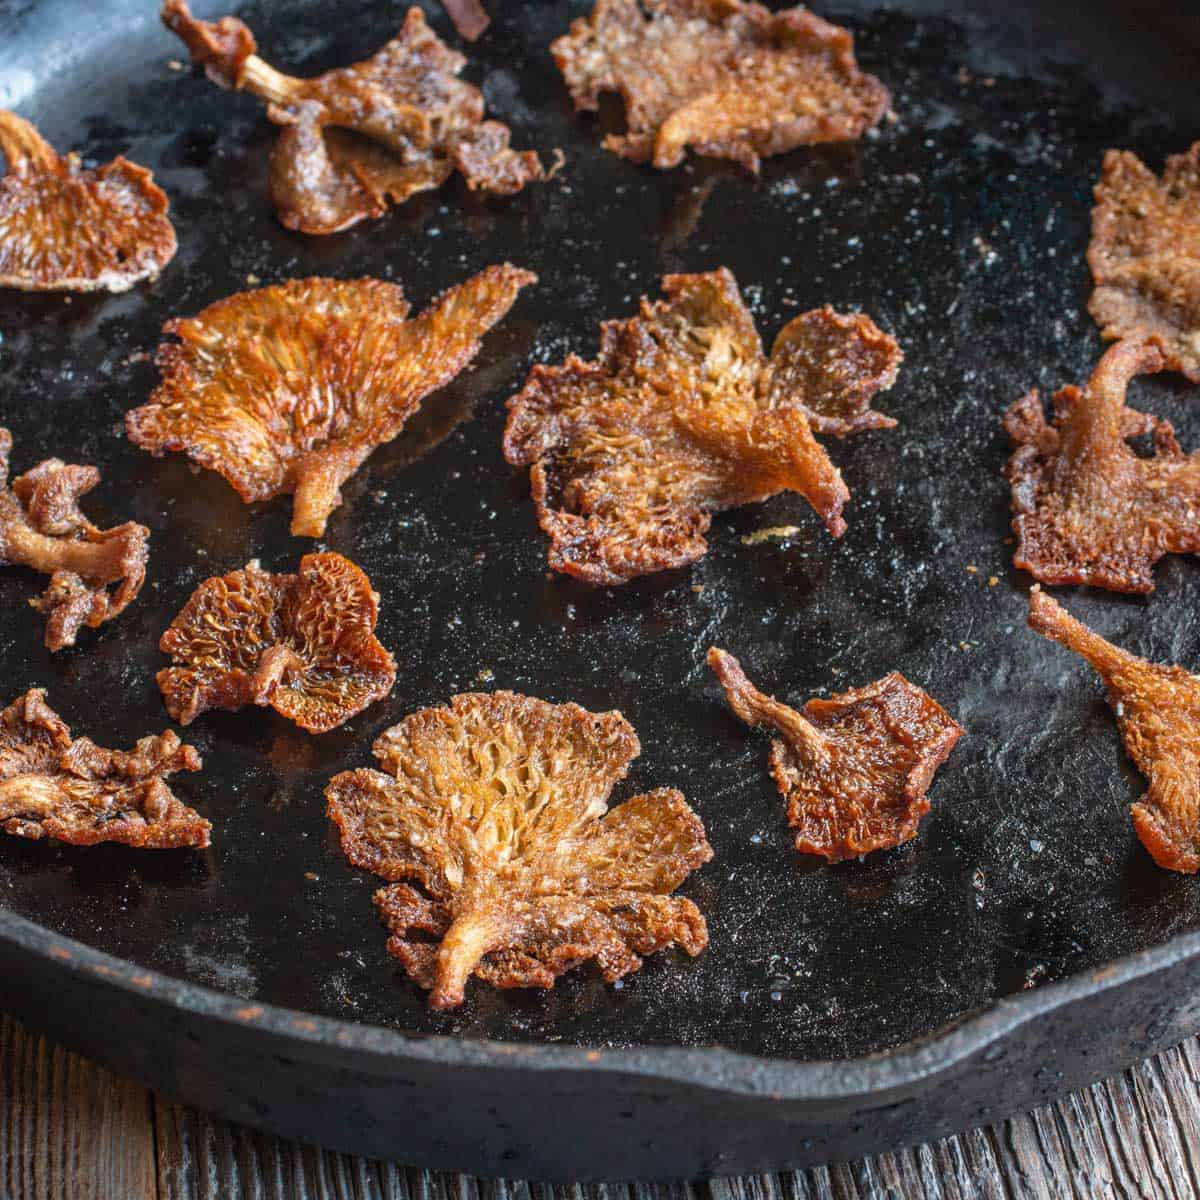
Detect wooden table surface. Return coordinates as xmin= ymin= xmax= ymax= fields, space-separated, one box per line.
xmin=3 ymin=1015 xmax=1199 ymax=1199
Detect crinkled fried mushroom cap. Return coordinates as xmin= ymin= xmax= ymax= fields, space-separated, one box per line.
xmin=0 ymin=428 xmax=149 ymax=652
xmin=552 ymin=0 xmax=889 ymax=171
xmin=0 ymin=110 xmax=176 ymax=292
xmin=1029 ymin=587 xmax=1200 ymax=874
xmin=1004 ymin=336 xmax=1200 ymax=594
xmin=0 ymin=688 xmax=208 ymax=848
xmin=326 ymin=691 xmax=712 ymax=1009
xmin=126 ymin=266 xmax=536 ymax=537
xmin=159 ymin=552 xmax=396 ymax=734
xmin=708 ymin=648 xmax=962 ymax=862
xmin=161 ymin=0 xmax=541 ymax=234
xmin=503 ymin=268 xmax=901 ymax=584
xmin=1089 ymin=142 xmax=1200 ymax=382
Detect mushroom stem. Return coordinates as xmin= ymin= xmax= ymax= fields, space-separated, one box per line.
xmin=250 ymin=644 xmax=306 ymax=706
xmin=238 ymin=55 xmax=301 ymax=108
xmin=429 ymin=909 xmax=499 ymax=1009
xmin=291 ymin=447 xmax=368 ymax=538
xmin=707 ymin=647 xmax=831 ymax=767
xmin=1028 ymin=586 xmax=1139 ymax=683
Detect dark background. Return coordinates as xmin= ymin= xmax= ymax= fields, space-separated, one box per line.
xmin=2 ymin=0 xmax=1200 ymax=1063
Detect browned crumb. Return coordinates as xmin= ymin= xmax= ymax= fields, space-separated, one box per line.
xmin=326 ymin=691 xmax=712 ymax=1008
xmin=161 ymin=0 xmax=541 ymax=234
xmin=440 ymin=0 xmax=489 ymax=41
xmin=158 ymin=553 xmax=396 ymax=734
xmin=708 ymin=648 xmax=962 ymax=862
xmin=126 ymin=266 xmax=534 ymax=537
xmin=0 ymin=110 xmax=176 ymax=292
xmin=0 ymin=428 xmax=149 ymax=651
xmin=504 ymin=269 xmax=901 ymax=584
xmin=0 ymin=689 xmax=208 ymax=848
xmin=552 ymin=0 xmax=889 ymax=172
xmin=1029 ymin=586 xmax=1200 ymax=873
xmin=1004 ymin=336 xmax=1200 ymax=593
xmin=1088 ymin=142 xmax=1200 ymax=381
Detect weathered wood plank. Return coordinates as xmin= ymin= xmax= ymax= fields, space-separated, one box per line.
xmin=6 ymin=1013 xmax=1200 ymax=1199
xmin=0 ymin=1014 xmax=156 ymax=1200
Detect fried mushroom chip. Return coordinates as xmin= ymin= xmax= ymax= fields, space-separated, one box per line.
xmin=0 ymin=689 xmax=208 ymax=848
xmin=162 ymin=0 xmax=541 ymax=234
xmin=0 ymin=428 xmax=149 ymax=652
xmin=0 ymin=110 xmax=176 ymax=292
xmin=1029 ymin=586 xmax=1200 ymax=874
xmin=503 ymin=268 xmax=901 ymax=584
xmin=326 ymin=691 xmax=712 ymax=1009
xmin=127 ymin=266 xmax=535 ymax=537
xmin=552 ymin=0 xmax=889 ymax=171
xmin=708 ymin=648 xmax=962 ymax=862
xmin=1004 ymin=337 xmax=1200 ymax=594
xmin=1089 ymin=142 xmax=1200 ymax=382
xmin=159 ymin=552 xmax=396 ymax=734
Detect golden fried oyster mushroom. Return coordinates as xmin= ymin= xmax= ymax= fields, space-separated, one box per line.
xmin=0 ymin=110 xmax=176 ymax=292
xmin=0 ymin=429 xmax=149 ymax=652
xmin=0 ymin=689 xmax=208 ymax=848
xmin=126 ymin=266 xmax=535 ymax=537
xmin=1004 ymin=337 xmax=1200 ymax=594
xmin=158 ymin=553 xmax=396 ymax=734
xmin=708 ymin=648 xmax=962 ymax=862
xmin=1029 ymin=587 xmax=1200 ymax=874
xmin=503 ymin=268 xmax=901 ymax=584
xmin=161 ymin=0 xmax=541 ymax=234
xmin=326 ymin=691 xmax=712 ymax=1009
xmin=1089 ymin=142 xmax=1200 ymax=382
xmin=552 ymin=0 xmax=889 ymax=171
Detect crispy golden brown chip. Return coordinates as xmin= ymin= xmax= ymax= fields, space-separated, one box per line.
xmin=1004 ymin=337 xmax=1200 ymax=594
xmin=0 ymin=428 xmax=149 ymax=652
xmin=503 ymin=268 xmax=900 ymax=584
xmin=0 ymin=110 xmax=176 ymax=292
xmin=158 ymin=552 xmax=396 ymax=734
xmin=708 ymin=648 xmax=962 ymax=862
xmin=552 ymin=0 xmax=889 ymax=171
xmin=0 ymin=689 xmax=208 ymax=848
xmin=441 ymin=0 xmax=489 ymax=41
xmin=326 ymin=691 xmax=712 ymax=1008
xmin=1029 ymin=586 xmax=1200 ymax=874
xmin=126 ymin=266 xmax=535 ymax=537
xmin=162 ymin=0 xmax=541 ymax=234
xmin=1089 ymin=142 xmax=1200 ymax=382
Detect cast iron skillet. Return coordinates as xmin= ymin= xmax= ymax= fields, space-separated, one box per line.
xmin=2 ymin=0 xmax=1200 ymax=1180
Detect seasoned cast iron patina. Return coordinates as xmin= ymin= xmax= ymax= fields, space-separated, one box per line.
xmin=2 ymin=0 xmax=1200 ymax=1179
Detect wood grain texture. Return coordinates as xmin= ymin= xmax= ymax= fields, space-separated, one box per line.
xmin=2 ymin=1014 xmax=1199 ymax=1200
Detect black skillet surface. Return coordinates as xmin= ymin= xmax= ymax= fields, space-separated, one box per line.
xmin=3 ymin=0 xmax=1200 ymax=1178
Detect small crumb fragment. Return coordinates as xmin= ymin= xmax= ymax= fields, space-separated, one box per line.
xmin=988 ymin=575 xmax=999 ymax=587
xmin=245 ymin=273 xmax=261 ymax=285
xmin=304 ymin=871 xmax=318 ymax=881
xmin=167 ymin=59 xmax=185 ymax=71
xmin=965 ymin=564 xmax=978 ymax=574
xmin=546 ymin=148 xmax=566 ymax=181
xmin=476 ymin=667 xmax=495 ymax=684
xmin=742 ymin=525 xmax=802 ymax=545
